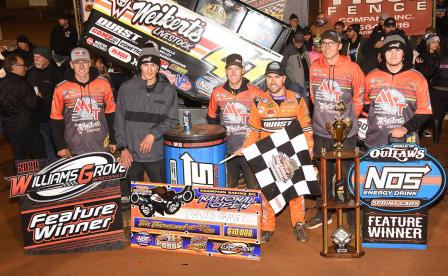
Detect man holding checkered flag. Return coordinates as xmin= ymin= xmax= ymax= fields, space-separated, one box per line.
xmin=241 ymin=61 xmax=319 ymax=243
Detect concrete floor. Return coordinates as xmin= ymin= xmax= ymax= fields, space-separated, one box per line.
xmin=0 ymin=130 xmax=447 ymax=276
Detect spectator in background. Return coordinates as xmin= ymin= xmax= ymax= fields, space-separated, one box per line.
xmin=26 ymin=45 xmax=63 ymax=158
xmin=334 ymin=21 xmax=347 ymax=44
xmin=309 ymin=37 xmax=322 ymax=63
xmin=51 ymin=47 xmax=116 ymax=158
xmin=362 ymin=17 xmax=412 ymax=73
xmin=0 ymin=55 xmax=46 ymax=162
xmin=415 ymin=33 xmax=442 ymax=138
xmin=311 ymin=13 xmax=332 ymax=38
xmin=436 ymin=0 xmax=448 ymax=37
xmin=11 ymin=35 xmax=35 ymax=68
xmin=285 ymin=13 xmax=303 ymax=46
xmin=92 ymin=56 xmax=111 ymax=81
xmin=303 ymin=27 xmax=313 ymax=51
xmin=371 ymin=15 xmax=386 ymax=34
xmin=50 ymin=14 xmax=78 ymax=58
xmin=341 ymin=24 xmax=365 ymax=65
xmin=282 ymin=31 xmax=311 ymax=104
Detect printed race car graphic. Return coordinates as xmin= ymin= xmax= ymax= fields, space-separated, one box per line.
xmin=130 ymin=185 xmax=195 ymax=217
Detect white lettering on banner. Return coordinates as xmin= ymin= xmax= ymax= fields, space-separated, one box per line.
xmin=367 ymin=215 xmax=423 ymax=240
xmin=369 ymin=147 xmax=426 ymax=162
xmin=96 ymin=17 xmax=142 ymax=42
xmin=129 ymin=1 xmax=206 ymax=47
xmin=154 ymin=207 xmax=258 ymax=226
xmin=364 ymin=165 xmax=431 ymax=190
xmin=180 ymin=152 xmax=214 ymax=186
xmin=327 ymin=1 xmax=427 ymax=15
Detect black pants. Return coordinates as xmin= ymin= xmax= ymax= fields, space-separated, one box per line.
xmin=5 ymin=126 xmax=46 ymax=162
xmin=313 ymin=134 xmax=355 ymax=225
xmin=226 ymin=155 xmax=259 ymax=189
xmin=122 ymin=159 xmax=166 ymax=197
xmin=430 ymin=88 xmax=448 ymax=142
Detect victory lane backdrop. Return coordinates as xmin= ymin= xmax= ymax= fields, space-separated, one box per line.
xmin=81 ymin=0 xmax=283 ymax=103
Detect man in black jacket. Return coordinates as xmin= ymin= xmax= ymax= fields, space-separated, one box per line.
xmin=50 ymin=15 xmax=78 ymax=58
xmin=0 ymin=55 xmax=46 ymax=162
xmin=27 ymin=45 xmax=63 ymax=158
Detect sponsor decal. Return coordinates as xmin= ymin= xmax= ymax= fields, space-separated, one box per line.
xmin=89 ymin=26 xmax=121 ymax=45
xmin=180 ymin=152 xmax=214 ymax=186
xmin=261 ymin=118 xmax=294 ymax=129
xmin=110 ymin=0 xmax=206 ymax=51
xmin=213 ymin=242 xmax=255 ymax=255
xmin=195 ymin=76 xmax=219 ymax=95
xmin=197 ymin=194 xmax=256 ymax=211
xmin=108 ymin=46 xmax=132 ymax=63
xmin=118 ymin=40 xmax=141 ymax=55
xmin=96 ymin=17 xmax=142 ymax=42
xmin=134 ymin=218 xmax=218 ymax=235
xmin=225 ymin=226 xmax=257 ymax=239
xmin=317 ymin=79 xmax=343 ymax=102
xmin=222 ymin=102 xmax=250 ymax=125
xmin=7 ymin=152 xmax=127 ymax=202
xmin=156 ymin=233 xmax=183 ymax=250
xmin=188 ymin=236 xmax=207 ymax=252
xmin=374 ymin=88 xmax=408 ymax=117
xmin=159 ymin=68 xmax=192 ymax=91
xmin=134 ymin=231 xmax=153 ymax=246
xmin=269 ymin=152 xmax=299 ymax=183
xmin=86 ymin=37 xmax=94 ymax=45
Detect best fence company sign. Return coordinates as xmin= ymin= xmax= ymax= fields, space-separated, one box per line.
xmin=130 ymin=182 xmax=261 ymax=260
xmin=321 ymin=0 xmax=433 ymax=36
xmin=82 ymin=0 xmax=282 ymax=102
xmin=348 ymin=143 xmax=446 ymax=249
xmin=6 ymin=153 xmax=127 ymax=255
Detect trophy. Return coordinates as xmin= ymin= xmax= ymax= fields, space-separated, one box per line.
xmin=331 ymin=226 xmax=352 ymax=253
xmin=326 ymin=101 xmax=352 ymax=156
xmin=335 ymin=178 xmax=346 ymax=203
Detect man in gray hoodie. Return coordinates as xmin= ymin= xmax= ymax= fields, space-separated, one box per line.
xmin=114 ymin=44 xmax=179 ymax=197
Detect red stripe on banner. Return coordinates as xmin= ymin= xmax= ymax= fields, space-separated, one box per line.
xmin=36 ymin=233 xmax=124 ymax=251
xmin=24 ymin=230 xmax=124 ymax=249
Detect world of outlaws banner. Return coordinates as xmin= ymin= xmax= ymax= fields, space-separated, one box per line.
xmin=81 ymin=0 xmax=283 ymax=102
xmin=130 ymin=182 xmax=261 ymax=260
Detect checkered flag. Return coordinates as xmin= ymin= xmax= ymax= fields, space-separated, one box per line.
xmin=243 ymin=120 xmax=320 ymax=213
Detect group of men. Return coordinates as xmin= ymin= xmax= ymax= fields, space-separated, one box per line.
xmin=209 ymin=29 xmax=431 ymax=243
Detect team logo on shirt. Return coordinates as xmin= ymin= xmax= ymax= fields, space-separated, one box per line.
xmin=223 ymin=102 xmax=250 ymax=125
xmin=317 ymin=79 xmax=343 ymax=102
xmin=375 ymin=88 xmax=408 ymax=116
xmin=72 ymin=97 xmax=102 ymax=134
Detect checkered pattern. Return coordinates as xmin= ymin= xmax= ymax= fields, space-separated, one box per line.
xmin=243 ymin=121 xmax=320 ymax=214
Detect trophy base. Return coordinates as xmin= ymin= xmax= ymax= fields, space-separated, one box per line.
xmin=320 ymin=245 xmax=365 ymax=258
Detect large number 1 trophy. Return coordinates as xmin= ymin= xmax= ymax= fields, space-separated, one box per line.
xmin=320 ymin=102 xmax=364 ymax=258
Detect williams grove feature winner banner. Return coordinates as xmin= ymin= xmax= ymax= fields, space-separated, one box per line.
xmin=130 ymin=182 xmax=261 ymax=260
xmin=6 ymin=153 xmax=127 ymax=255
xmin=81 ymin=0 xmax=283 ymax=102
xmin=348 ymin=144 xmax=446 ymax=249
xmin=322 ymin=0 xmax=433 ymax=37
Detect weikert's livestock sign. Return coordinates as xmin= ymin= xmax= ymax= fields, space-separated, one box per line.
xmin=348 ymin=144 xmax=446 ymax=249
xmin=81 ymin=0 xmax=283 ymax=102
xmin=6 ymin=153 xmax=127 ymax=255
xmin=322 ymin=0 xmax=433 ymax=36
xmin=130 ymin=182 xmax=261 ymax=260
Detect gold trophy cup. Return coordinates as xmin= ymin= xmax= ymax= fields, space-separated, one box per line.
xmin=326 ymin=101 xmax=352 ymax=156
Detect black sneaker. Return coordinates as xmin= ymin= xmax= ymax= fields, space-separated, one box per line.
xmin=260 ymin=231 xmax=273 ymax=243
xmin=304 ymin=215 xmax=333 ymax=230
xmin=293 ymin=222 xmax=309 ymax=242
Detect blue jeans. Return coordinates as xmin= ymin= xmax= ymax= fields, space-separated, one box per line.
xmin=39 ymin=120 xmax=57 ymax=158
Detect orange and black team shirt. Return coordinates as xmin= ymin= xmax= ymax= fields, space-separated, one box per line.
xmin=51 ymin=77 xmax=115 ymax=155
xmin=208 ymin=79 xmax=263 ymax=153
xmin=244 ymin=90 xmax=314 ymax=156
xmin=310 ymin=55 xmax=365 ymax=138
xmin=364 ymin=68 xmax=432 ymax=148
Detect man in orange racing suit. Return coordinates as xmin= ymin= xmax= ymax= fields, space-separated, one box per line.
xmin=208 ymin=53 xmax=263 ymax=189
xmin=243 ymin=61 xmax=314 ymax=243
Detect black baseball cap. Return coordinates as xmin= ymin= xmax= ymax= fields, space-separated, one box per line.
xmin=225 ymin=53 xmax=243 ymax=68
xmin=265 ymin=61 xmax=285 ymax=76
xmin=384 ymin=17 xmax=396 ymax=27
xmin=321 ymin=30 xmax=341 ymax=42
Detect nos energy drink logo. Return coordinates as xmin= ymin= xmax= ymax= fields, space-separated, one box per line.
xmin=348 ymin=144 xmax=446 ymax=212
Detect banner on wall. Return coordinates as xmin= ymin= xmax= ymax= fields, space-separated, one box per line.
xmin=348 ymin=143 xmax=446 ymax=249
xmin=81 ymin=0 xmax=283 ymax=103
xmin=130 ymin=182 xmax=261 ymax=260
xmin=321 ymin=0 xmax=433 ymax=36
xmin=6 ymin=153 xmax=127 ymax=255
